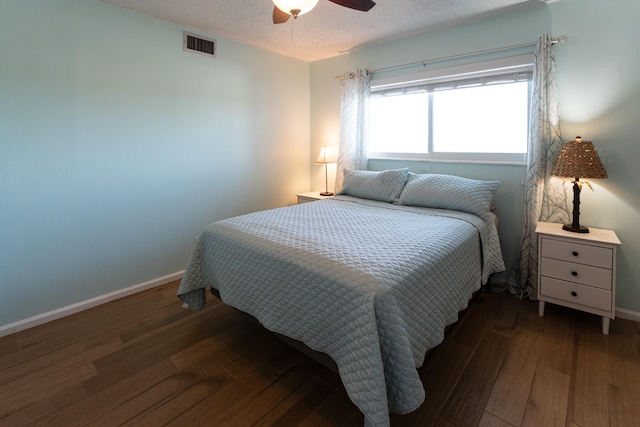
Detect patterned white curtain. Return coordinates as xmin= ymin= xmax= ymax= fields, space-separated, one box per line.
xmin=335 ymin=69 xmax=370 ymax=192
xmin=510 ymin=35 xmax=570 ymax=299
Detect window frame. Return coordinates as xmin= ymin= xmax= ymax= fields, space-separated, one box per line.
xmin=368 ymin=54 xmax=533 ymax=165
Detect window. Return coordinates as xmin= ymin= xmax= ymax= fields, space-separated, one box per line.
xmin=369 ymin=55 xmax=533 ymax=164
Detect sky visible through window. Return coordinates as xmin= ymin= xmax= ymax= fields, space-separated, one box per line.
xmin=370 ymin=93 xmax=429 ymax=153
xmin=369 ymin=81 xmax=529 ymax=156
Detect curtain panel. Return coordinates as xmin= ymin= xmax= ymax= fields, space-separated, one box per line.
xmin=510 ymin=34 xmax=570 ymax=299
xmin=335 ymin=69 xmax=370 ymax=192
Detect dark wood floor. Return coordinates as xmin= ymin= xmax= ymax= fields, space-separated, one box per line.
xmin=1 ymin=280 xmax=639 ymax=426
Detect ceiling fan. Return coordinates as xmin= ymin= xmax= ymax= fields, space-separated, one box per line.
xmin=272 ymin=0 xmax=376 ymax=24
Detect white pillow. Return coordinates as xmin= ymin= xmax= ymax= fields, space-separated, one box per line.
xmin=337 ymin=168 xmax=409 ymax=203
xmin=397 ymin=173 xmax=500 ymax=219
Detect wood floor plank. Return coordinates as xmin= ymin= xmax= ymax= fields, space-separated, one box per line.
xmin=0 ymin=335 xmax=18 ymax=358
xmin=264 ymin=377 xmax=333 ymax=427
xmin=606 ymin=383 xmax=640 ymax=427
xmin=308 ymin=358 xmax=342 ymax=390
xmin=536 ymin=307 xmax=574 ymax=374
xmin=0 ymin=341 xmax=86 ymax=384
xmin=157 ymin=281 xmax=184 ymax=300
xmin=81 ymin=290 xmax=200 ymax=349
xmin=220 ymin=364 xmax=319 ymax=426
xmin=489 ymin=293 xmax=521 ymax=337
xmin=392 ymin=339 xmax=472 ymax=427
xmin=82 ymin=363 xmax=209 ymax=426
xmin=82 ymin=306 xmax=232 ymax=395
xmin=343 ymin=410 xmax=365 ymax=427
xmin=521 ymin=363 xmax=570 ymax=427
xmin=568 ymin=326 xmax=609 ymax=427
xmin=0 ymin=383 xmax=87 ymax=426
xmin=604 ymin=318 xmax=640 ymax=390
xmin=514 ymin=298 xmax=545 ymax=333
xmin=0 ymin=338 xmax=120 ymax=419
xmin=433 ymin=416 xmax=457 ymax=427
xmin=169 ymin=336 xmax=220 ymax=369
xmin=450 ymin=291 xmax=506 ymax=349
xmin=477 ymin=411 xmax=516 ymax=427
xmin=125 ymin=367 xmax=236 ymax=425
xmin=298 ymin=387 xmax=359 ymax=426
xmin=169 ymin=314 xmax=264 ymax=370
xmin=38 ymin=359 xmax=179 ymax=426
xmin=166 ymin=362 xmax=281 ymax=426
xmin=194 ymin=329 xmax=282 ymax=377
xmin=484 ymin=327 xmax=542 ymax=426
xmin=117 ymin=299 xmax=199 ymax=344
xmin=602 ymin=318 xmax=640 ymax=427
xmin=15 ymin=289 xmax=163 ymax=352
xmin=0 ymin=331 xmax=87 ymax=373
xmin=440 ymin=330 xmax=511 ymax=426
xmin=1 ymin=361 xmax=96 ymax=420
xmin=267 ymin=344 xmax=308 ymax=373
xmin=224 ymin=335 xmax=294 ymax=378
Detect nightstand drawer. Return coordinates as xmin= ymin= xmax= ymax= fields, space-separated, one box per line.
xmin=540 ymin=277 xmax=612 ymax=312
xmin=297 ymin=192 xmax=332 ymax=204
xmin=540 ymin=257 xmax=612 ymax=290
xmin=297 ymin=196 xmax=317 ymax=204
xmin=540 ymin=237 xmax=612 ymax=268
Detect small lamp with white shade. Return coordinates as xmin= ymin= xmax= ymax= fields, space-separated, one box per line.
xmin=315 ymin=146 xmax=338 ymax=196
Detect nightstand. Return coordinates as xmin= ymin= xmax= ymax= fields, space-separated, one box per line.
xmin=296 ymin=191 xmax=333 ymax=204
xmin=536 ymin=221 xmax=621 ymax=334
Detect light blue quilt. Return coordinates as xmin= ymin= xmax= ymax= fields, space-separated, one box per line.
xmin=178 ymin=196 xmax=505 ymax=426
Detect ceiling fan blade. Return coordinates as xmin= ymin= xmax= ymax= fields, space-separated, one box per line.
xmin=328 ymin=0 xmax=376 ymax=12
xmin=273 ymin=6 xmax=291 ymax=24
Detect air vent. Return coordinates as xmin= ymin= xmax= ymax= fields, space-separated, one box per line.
xmin=183 ymin=31 xmax=216 ymax=58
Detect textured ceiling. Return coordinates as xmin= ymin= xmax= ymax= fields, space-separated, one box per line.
xmin=100 ymin=0 xmax=545 ymax=62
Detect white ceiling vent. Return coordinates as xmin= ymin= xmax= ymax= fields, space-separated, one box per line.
xmin=183 ymin=31 xmax=216 ymax=58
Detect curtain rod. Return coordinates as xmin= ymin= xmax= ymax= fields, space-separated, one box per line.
xmin=335 ymin=36 xmax=567 ymax=80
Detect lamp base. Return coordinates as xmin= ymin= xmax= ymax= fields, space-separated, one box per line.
xmin=319 ymin=192 xmax=334 ymax=196
xmin=562 ymin=223 xmax=589 ymax=233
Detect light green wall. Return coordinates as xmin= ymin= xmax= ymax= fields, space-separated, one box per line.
xmin=310 ymin=0 xmax=640 ymax=312
xmin=551 ymin=0 xmax=640 ymax=313
xmin=0 ymin=0 xmax=310 ymax=327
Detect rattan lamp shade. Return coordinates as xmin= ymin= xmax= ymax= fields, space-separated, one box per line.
xmin=551 ymin=137 xmax=608 ymax=179
xmin=551 ymin=136 xmax=607 ymax=233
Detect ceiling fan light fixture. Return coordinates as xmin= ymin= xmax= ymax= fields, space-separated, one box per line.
xmin=272 ymin=0 xmax=320 ymax=18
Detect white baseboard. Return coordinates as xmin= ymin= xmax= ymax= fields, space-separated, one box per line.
xmin=0 ymin=270 xmax=184 ymax=338
xmin=616 ymin=307 xmax=640 ymax=323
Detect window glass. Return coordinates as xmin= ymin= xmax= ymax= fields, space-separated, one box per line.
xmin=369 ymin=93 xmax=429 ymax=154
xmin=368 ymin=55 xmax=532 ymax=163
xmin=432 ymin=82 xmax=529 ymax=153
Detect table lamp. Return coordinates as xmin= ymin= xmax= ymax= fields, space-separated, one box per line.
xmin=550 ymin=136 xmax=608 ymax=233
xmin=315 ymin=146 xmax=338 ymax=196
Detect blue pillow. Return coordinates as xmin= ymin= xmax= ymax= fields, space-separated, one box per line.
xmin=337 ymin=168 xmax=409 ymax=203
xmin=397 ymin=173 xmax=500 ymax=219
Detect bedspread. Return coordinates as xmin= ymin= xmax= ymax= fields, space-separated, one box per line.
xmin=178 ymin=196 xmax=505 ymax=426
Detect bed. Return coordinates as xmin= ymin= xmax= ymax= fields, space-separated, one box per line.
xmin=178 ymin=169 xmax=505 ymax=427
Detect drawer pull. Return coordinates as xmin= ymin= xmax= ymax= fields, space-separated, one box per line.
xmin=571 ymin=271 xmax=578 ymax=276
xmin=571 ymin=291 xmax=578 ymax=297
xmin=572 ymin=251 xmax=579 ymax=257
